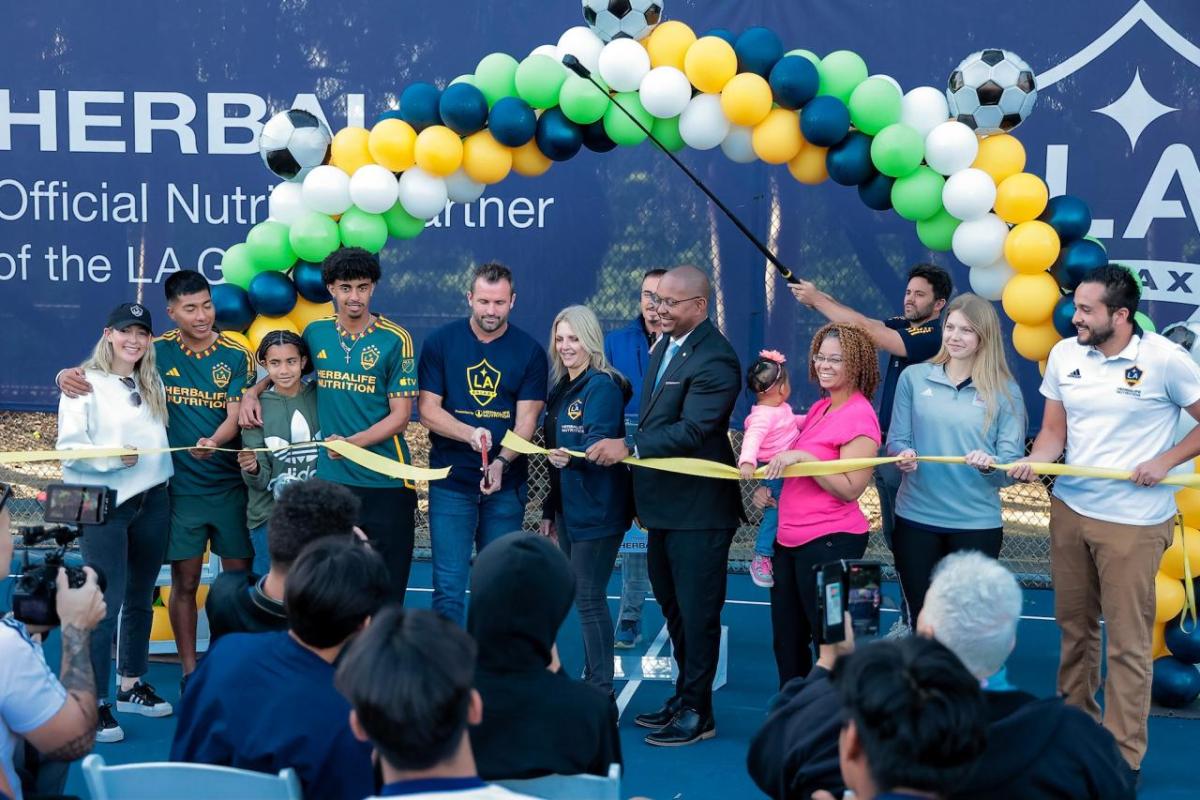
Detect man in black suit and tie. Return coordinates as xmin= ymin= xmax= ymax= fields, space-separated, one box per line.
xmin=588 ymin=265 xmax=742 ymax=746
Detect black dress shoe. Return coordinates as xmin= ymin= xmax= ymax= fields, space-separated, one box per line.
xmin=644 ymin=707 xmax=716 ymax=747
xmin=634 ymin=696 xmax=684 ymax=730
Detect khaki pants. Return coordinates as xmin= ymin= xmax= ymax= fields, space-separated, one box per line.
xmin=1050 ymin=497 xmax=1173 ymax=769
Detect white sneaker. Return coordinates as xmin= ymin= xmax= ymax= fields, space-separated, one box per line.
xmin=884 ymin=618 xmax=912 ymax=640
xmin=96 ymin=703 xmax=125 ymax=743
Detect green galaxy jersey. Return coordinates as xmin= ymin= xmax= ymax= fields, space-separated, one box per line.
xmin=304 ymin=315 xmax=418 ymax=488
xmin=155 ymin=330 xmax=255 ymax=495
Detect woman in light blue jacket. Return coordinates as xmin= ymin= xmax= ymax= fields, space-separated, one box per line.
xmin=886 ymin=293 xmax=1026 ymax=627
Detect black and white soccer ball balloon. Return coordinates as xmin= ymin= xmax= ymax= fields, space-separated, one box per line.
xmin=582 ymin=0 xmax=663 ymax=42
xmin=259 ymin=109 xmax=333 ymax=182
xmin=946 ymin=49 xmax=1038 ymax=135
xmin=1165 ymin=321 xmax=1200 ymax=365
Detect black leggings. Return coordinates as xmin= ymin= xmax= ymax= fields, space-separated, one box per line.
xmin=347 ymin=485 xmax=417 ymax=605
xmin=892 ymin=516 xmax=1003 ymax=627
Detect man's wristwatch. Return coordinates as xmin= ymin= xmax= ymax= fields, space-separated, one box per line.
xmin=494 ymin=454 xmax=512 ymax=474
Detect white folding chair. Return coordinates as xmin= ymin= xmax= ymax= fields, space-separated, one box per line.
xmin=496 ymin=763 xmax=621 ymax=800
xmin=82 ymin=754 xmax=302 ymax=800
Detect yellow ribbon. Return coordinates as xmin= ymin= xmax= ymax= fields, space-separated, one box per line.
xmin=1178 ymin=515 xmax=1198 ymax=634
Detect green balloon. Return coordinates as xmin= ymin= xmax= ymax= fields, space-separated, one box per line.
xmin=220 ymin=243 xmax=257 ymax=289
xmin=891 ymin=166 xmax=946 ymax=222
xmin=245 ymin=221 xmax=296 ymax=272
xmin=382 ymin=202 xmax=425 ymax=240
xmin=449 ymin=74 xmax=476 ymax=87
xmin=785 ymin=49 xmax=821 ymax=70
xmin=818 ymin=50 xmax=868 ymax=104
xmin=915 ymin=208 xmax=961 ymax=252
xmin=1134 ymin=310 xmax=1156 ymax=333
xmin=338 ymin=208 xmax=388 ymax=253
xmin=870 ymin=123 xmax=924 ymax=178
xmin=651 ymin=116 xmax=685 ymax=152
xmin=604 ymin=93 xmax=653 ymax=147
xmin=847 ymin=77 xmax=901 ymax=136
xmin=288 ymin=212 xmax=341 ymax=263
xmin=559 ymin=73 xmax=611 ymax=125
xmin=1118 ymin=260 xmax=1144 ymax=291
xmin=515 ymin=54 xmax=567 ymax=110
xmin=474 ymin=52 xmax=519 ymax=107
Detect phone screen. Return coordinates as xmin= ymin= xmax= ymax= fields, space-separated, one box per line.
xmin=44 ymin=485 xmax=107 ymax=525
xmin=824 ymin=580 xmax=843 ymax=628
xmin=0 ymin=482 xmax=11 ymax=514
xmin=846 ymin=561 xmax=883 ymax=638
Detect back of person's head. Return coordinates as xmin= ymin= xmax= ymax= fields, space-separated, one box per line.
xmin=285 ymin=537 xmax=390 ymax=649
xmin=336 ymin=607 xmax=478 ymax=771
xmin=919 ymin=551 xmax=1022 ymax=679
xmin=833 ymin=637 xmax=988 ymax=798
xmin=322 ymin=246 xmax=382 ymax=285
xmin=908 ymin=263 xmax=953 ymax=303
xmin=746 ymin=350 xmax=789 ymax=395
xmin=164 ymin=269 xmax=210 ymax=303
xmin=1080 ymin=263 xmax=1140 ymax=319
xmin=268 ymin=479 xmax=361 ymax=570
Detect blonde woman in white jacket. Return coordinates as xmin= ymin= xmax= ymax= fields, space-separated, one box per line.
xmin=57 ymin=302 xmax=173 ymax=744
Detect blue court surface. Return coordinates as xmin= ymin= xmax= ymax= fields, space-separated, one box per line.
xmin=52 ymin=562 xmax=1193 ymax=799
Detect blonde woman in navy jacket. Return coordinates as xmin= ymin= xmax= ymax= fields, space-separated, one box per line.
xmin=541 ymin=305 xmax=634 ymax=696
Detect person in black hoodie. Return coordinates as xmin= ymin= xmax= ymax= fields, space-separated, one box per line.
xmin=467 ymin=531 xmax=622 ymax=781
xmin=540 ymin=305 xmax=634 ymax=696
xmin=748 ymin=552 xmax=1133 ymax=800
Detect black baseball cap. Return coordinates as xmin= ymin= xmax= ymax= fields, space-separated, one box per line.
xmin=106 ymin=302 xmax=154 ymax=333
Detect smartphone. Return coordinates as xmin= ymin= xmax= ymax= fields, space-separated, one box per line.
xmin=42 ymin=484 xmax=110 ymax=526
xmin=816 ymin=561 xmax=846 ymax=643
xmin=845 ymin=560 xmax=884 ymax=639
xmin=0 ymin=482 xmax=11 ymax=514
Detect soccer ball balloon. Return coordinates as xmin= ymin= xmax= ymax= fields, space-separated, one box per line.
xmin=946 ymin=49 xmax=1038 ymax=135
xmin=582 ymin=0 xmax=663 ymax=43
xmin=1165 ymin=321 xmax=1200 ymax=365
xmin=259 ymin=109 xmax=333 ymax=182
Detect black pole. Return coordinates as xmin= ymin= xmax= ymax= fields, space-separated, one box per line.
xmin=561 ymin=54 xmax=799 ymax=284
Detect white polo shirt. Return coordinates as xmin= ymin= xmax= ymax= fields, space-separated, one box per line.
xmin=1041 ymin=331 xmax=1200 ymax=525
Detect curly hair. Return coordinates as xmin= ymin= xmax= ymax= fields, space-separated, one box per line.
xmin=808 ymin=323 xmax=880 ymax=400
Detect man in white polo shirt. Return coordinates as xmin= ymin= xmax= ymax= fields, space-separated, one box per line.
xmin=1010 ymin=264 xmax=1200 ymax=778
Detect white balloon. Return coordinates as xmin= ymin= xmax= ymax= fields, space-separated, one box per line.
xmin=900 ymin=86 xmax=951 ymax=140
xmin=531 ymin=44 xmax=559 ymax=59
xmin=348 ymin=164 xmax=400 ymax=214
xmin=268 ymin=181 xmax=306 ymax=225
xmin=678 ymin=94 xmax=730 ymax=151
xmin=397 ymin=167 xmax=449 ymax=220
xmin=557 ymin=26 xmax=605 ymax=76
xmin=598 ymin=38 xmax=651 ymax=93
xmin=445 ymin=169 xmax=485 ymax=204
xmin=639 ymin=66 xmax=692 ymax=119
xmin=942 ymin=168 xmax=996 ymax=221
xmin=952 ymin=213 xmax=1010 ymax=269
xmin=870 ymin=74 xmax=903 ymax=95
xmin=301 ymin=165 xmax=352 ymax=216
xmin=968 ymin=258 xmax=1017 ymax=301
xmin=924 ymin=121 xmax=980 ymax=175
xmin=721 ymin=126 xmax=757 ymax=163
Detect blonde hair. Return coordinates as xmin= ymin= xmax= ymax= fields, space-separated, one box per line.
xmin=548 ymin=305 xmax=626 ymax=386
xmin=931 ymin=293 xmax=1017 ymax=431
xmin=81 ymin=330 xmax=169 ymax=424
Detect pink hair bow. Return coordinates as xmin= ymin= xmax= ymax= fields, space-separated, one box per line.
xmin=759 ymin=349 xmax=787 ymax=364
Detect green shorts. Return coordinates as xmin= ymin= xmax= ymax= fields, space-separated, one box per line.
xmin=168 ymin=485 xmax=252 ymax=562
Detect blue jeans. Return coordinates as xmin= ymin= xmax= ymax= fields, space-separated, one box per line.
xmin=755 ymin=478 xmax=783 ymax=557
xmin=617 ymin=550 xmax=650 ymax=625
xmin=428 ymin=483 xmax=527 ymax=625
xmin=249 ymin=523 xmax=270 ymax=577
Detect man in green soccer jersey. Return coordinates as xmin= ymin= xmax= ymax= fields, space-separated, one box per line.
xmin=59 ymin=271 xmax=255 ymax=693
xmin=241 ymin=248 xmax=418 ymax=603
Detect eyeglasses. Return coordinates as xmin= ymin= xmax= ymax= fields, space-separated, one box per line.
xmin=812 ymin=355 xmax=844 ymax=365
xmin=118 ymin=376 xmax=142 ymax=408
xmin=650 ymin=293 xmax=703 ymax=309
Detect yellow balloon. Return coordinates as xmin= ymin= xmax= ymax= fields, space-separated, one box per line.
xmin=1153 ymin=622 xmax=1170 ymax=659
xmin=1178 ymin=488 xmax=1200 ymax=528
xmin=220 ymin=330 xmax=254 ymax=352
xmin=1156 ymin=572 xmax=1186 ymax=623
xmin=368 ymin=118 xmax=417 ymax=172
xmin=150 ymin=606 xmax=173 ymax=642
xmin=510 ymin=139 xmax=552 ymax=177
xmin=1002 ymin=272 xmax=1059 ymax=325
xmin=721 ymin=73 xmax=773 ymax=127
xmin=994 ymin=172 xmax=1050 ymax=224
xmin=1037 ymin=358 xmax=1048 ymax=377
xmin=787 ymin=142 xmax=829 ymax=185
xmin=972 ymin=133 xmax=1026 ymax=184
xmin=414 ymin=125 xmax=465 ymax=177
xmin=247 ymin=314 xmax=300 ymax=352
xmin=684 ymin=36 xmax=738 ymax=94
xmin=461 ymin=130 xmax=513 ymax=185
xmin=158 ymin=584 xmax=209 ymax=609
xmin=1161 ymin=525 xmax=1200 ymax=581
xmin=646 ymin=20 xmax=697 ymax=70
xmin=329 ymin=127 xmax=373 ymax=175
xmin=752 ymin=108 xmax=803 ymax=164
xmin=1011 ymin=322 xmax=1062 ymax=361
xmin=1004 ymin=220 xmax=1062 ymax=275
xmin=288 ymin=296 xmax=335 ymax=334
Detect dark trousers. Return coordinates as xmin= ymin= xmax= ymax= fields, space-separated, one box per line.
xmin=770 ymin=533 xmax=867 ymax=687
xmin=558 ymin=522 xmax=623 ymax=694
xmin=347 ymin=485 xmax=416 ymax=605
xmin=892 ymin=517 xmax=1003 ymax=627
xmin=647 ymin=527 xmax=734 ymax=715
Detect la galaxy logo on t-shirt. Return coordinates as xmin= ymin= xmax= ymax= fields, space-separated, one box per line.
xmin=567 ymin=399 xmax=583 ymax=420
xmin=212 ymin=362 xmax=231 ymax=389
xmin=360 ymin=345 xmax=380 ymax=371
xmin=467 ymin=359 xmax=501 ymax=406
xmin=1117 ymin=365 xmax=1144 ymax=397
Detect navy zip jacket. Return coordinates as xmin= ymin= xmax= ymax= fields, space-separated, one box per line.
xmin=541 ymin=367 xmax=634 ymax=540
xmin=604 ymin=316 xmax=653 ymax=417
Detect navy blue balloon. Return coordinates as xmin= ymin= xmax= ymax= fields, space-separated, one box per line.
xmin=582 ymin=120 xmax=617 ymax=153
xmin=1165 ymin=612 xmax=1200 ymax=664
xmin=702 ymin=28 xmax=738 ymax=48
xmin=826 ymin=132 xmax=875 ymax=186
xmin=858 ymin=173 xmax=895 ymax=211
xmin=248 ymin=271 xmax=298 ymax=317
xmin=377 ymin=109 xmax=405 ymax=123
xmin=769 ymin=56 xmax=819 ymax=110
xmin=399 ymin=82 xmax=442 ymax=132
xmin=1152 ymin=655 xmax=1200 ymax=708
xmin=212 ymin=283 xmax=255 ymax=332
xmin=735 ymin=27 xmax=784 ymax=78
xmin=800 ymin=96 xmax=851 ymax=147
xmin=1052 ymin=296 xmax=1078 ymax=338
xmin=1040 ymin=195 xmax=1093 ymax=244
xmin=291 ymin=261 xmax=331 ymax=303
xmin=1052 ymin=239 xmax=1108 ymax=290
xmin=439 ymin=83 xmax=489 ymax=136
xmin=488 ymin=97 xmax=538 ymax=147
xmin=535 ymin=109 xmax=583 ymax=162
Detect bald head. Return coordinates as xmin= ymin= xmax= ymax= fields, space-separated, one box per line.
xmin=655 ymin=265 xmax=711 ymax=337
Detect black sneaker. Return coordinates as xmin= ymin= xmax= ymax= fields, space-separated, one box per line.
xmin=116 ymin=681 xmax=173 ymax=718
xmin=96 ymin=703 xmax=124 ymax=743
